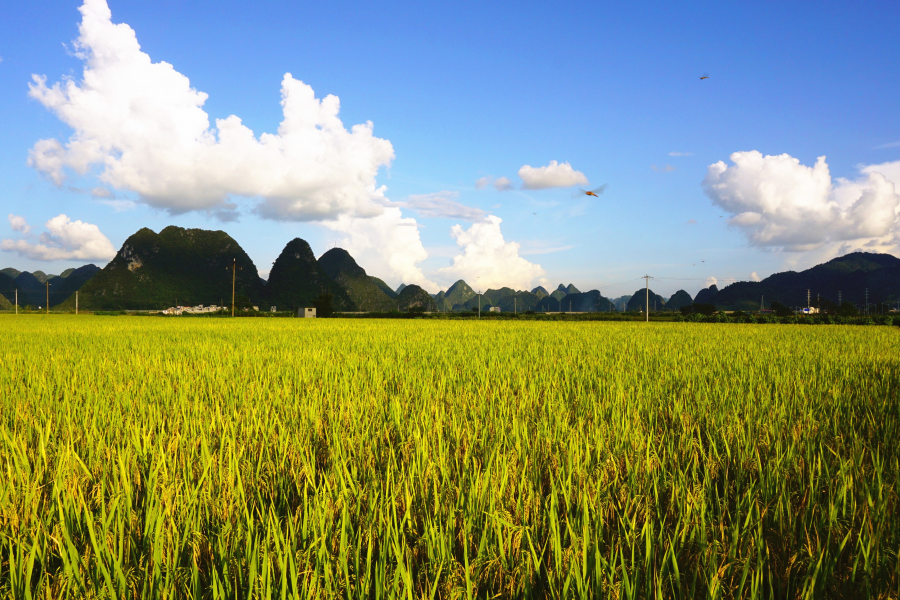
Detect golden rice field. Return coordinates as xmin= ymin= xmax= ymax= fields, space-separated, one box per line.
xmin=1 ymin=316 xmax=898 ymax=599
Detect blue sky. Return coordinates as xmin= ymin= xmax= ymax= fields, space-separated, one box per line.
xmin=1 ymin=0 xmax=899 ymax=297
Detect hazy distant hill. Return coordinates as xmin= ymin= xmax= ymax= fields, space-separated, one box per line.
xmin=397 ymin=284 xmax=437 ymax=311
xmin=694 ymin=285 xmax=719 ymax=306
xmin=435 ymin=279 xmax=477 ymax=311
xmin=536 ymin=290 xmax=614 ymax=312
xmin=396 ymin=283 xmax=407 ymax=294
xmin=372 ymin=277 xmax=398 ymax=299
xmin=0 ymin=274 xmax=13 ymax=309
xmin=45 ymin=264 xmax=101 ymax=307
xmin=626 ymin=288 xmax=669 ymax=312
xmin=317 ymin=248 xmax=396 ymax=311
xmin=6 ymin=266 xmax=100 ymax=308
xmin=1 ymin=268 xmax=21 ymax=279
xmin=666 ymin=290 xmax=694 ymax=310
xmin=708 ymin=252 xmax=900 ymax=311
xmin=550 ymin=289 xmax=567 ymax=301
xmin=267 ymin=239 xmax=354 ymax=311
xmin=476 ymin=288 xmax=542 ymax=313
xmin=0 ymin=272 xmax=16 ymax=300
xmin=12 ymin=272 xmax=45 ymax=307
xmin=531 ymin=286 xmax=549 ymax=299
xmin=61 ymin=226 xmax=265 ymax=310
xmin=30 ymin=271 xmax=57 ymax=284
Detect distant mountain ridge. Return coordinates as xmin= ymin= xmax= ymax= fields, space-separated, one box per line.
xmin=0 ymin=264 xmax=100 ymax=307
xmin=691 ymin=252 xmax=900 ymax=310
xmin=6 ymin=228 xmax=896 ymax=314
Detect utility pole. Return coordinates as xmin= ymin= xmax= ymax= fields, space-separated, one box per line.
xmin=569 ymin=300 xmax=572 ymax=313
xmin=514 ymin=297 xmax=516 ymax=315
xmin=76 ymin=291 xmax=78 ymax=315
xmin=760 ymin=295 xmax=764 ymax=312
xmin=643 ymin=275 xmax=651 ymax=322
xmin=15 ymin=290 xmax=17 ymax=315
xmin=865 ymin=288 xmax=869 ymax=315
xmin=478 ymin=291 xmax=481 ymax=318
xmin=46 ymin=281 xmax=49 ymax=315
xmin=838 ymin=291 xmax=842 ymax=307
xmin=807 ymin=289 xmax=810 ymax=312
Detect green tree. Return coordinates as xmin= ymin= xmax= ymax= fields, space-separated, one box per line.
xmin=837 ymin=301 xmax=859 ymax=317
xmin=692 ymin=303 xmax=717 ymax=316
xmin=313 ymin=293 xmax=334 ymax=318
xmin=770 ymin=301 xmax=793 ymax=317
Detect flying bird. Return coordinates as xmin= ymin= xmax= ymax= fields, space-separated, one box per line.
xmin=576 ymin=184 xmax=608 ymax=198
xmin=700 ymin=73 xmax=710 ymax=80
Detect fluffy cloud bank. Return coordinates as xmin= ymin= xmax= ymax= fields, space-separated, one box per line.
xmin=1 ymin=214 xmax=116 ymax=261
xmin=323 ymin=208 xmax=438 ymax=292
xmin=518 ymin=160 xmax=588 ymax=190
xmin=438 ymin=216 xmax=545 ymax=290
xmin=703 ymin=152 xmax=900 ymax=252
xmin=28 ymin=0 xmax=394 ymax=222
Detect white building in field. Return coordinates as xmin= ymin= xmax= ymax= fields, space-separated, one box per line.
xmin=300 ymin=307 xmax=316 ymax=318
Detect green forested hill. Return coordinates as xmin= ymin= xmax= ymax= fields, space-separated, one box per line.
xmin=445 ymin=280 xmax=476 ymax=306
xmin=60 ymin=227 xmax=265 ymax=310
xmin=267 ymin=239 xmax=354 ymax=311
xmin=700 ymin=252 xmax=900 ymax=310
xmin=536 ymin=290 xmax=614 ymax=312
xmin=397 ymin=285 xmax=437 ymax=311
xmin=625 ymin=288 xmax=669 ymax=312
xmin=666 ymin=290 xmax=694 ymax=310
xmin=318 ymin=248 xmax=396 ymax=311
xmin=531 ymin=286 xmax=549 ymax=299
xmin=372 ymin=277 xmax=398 ymax=299
xmin=49 ymin=264 xmax=101 ymax=306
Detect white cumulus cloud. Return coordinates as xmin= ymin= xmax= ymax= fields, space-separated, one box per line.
xmin=401 ymin=191 xmax=486 ymax=222
xmin=8 ymin=214 xmax=30 ymax=234
xmin=475 ymin=176 xmax=514 ymax=191
xmin=518 ymin=160 xmax=588 ymax=190
xmin=492 ymin=176 xmax=514 ymax=191
xmin=27 ymin=0 xmax=394 ymax=222
xmin=323 ymin=207 xmax=438 ymax=292
xmin=703 ymin=152 xmax=900 ymax=252
xmin=438 ymin=216 xmax=545 ymax=290
xmin=705 ymin=276 xmax=718 ymax=288
xmin=750 ymin=271 xmax=761 ymax=282
xmin=1 ymin=214 xmax=116 ymax=261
